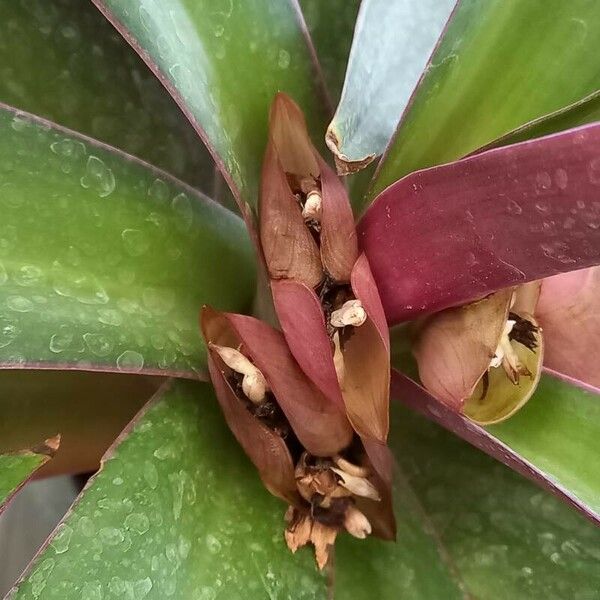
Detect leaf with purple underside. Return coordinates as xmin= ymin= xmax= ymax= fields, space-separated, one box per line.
xmin=92 ymin=0 xmax=330 ymax=208
xmin=360 ymin=123 xmax=600 ymax=324
xmin=391 ymin=370 xmax=600 ymax=526
xmin=0 ymin=436 xmax=59 ymax=515
xmin=0 ymin=104 xmax=254 ymax=378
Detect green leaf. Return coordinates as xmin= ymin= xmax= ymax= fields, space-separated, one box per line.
xmin=300 ymin=0 xmax=361 ymax=103
xmin=327 ymin=0 xmax=455 ymax=178
xmin=371 ymin=0 xmax=600 ymax=198
xmin=0 ymin=370 xmax=158 ymax=476
xmin=94 ymin=0 xmax=329 ymax=206
xmin=9 ymin=380 xmax=329 ymax=599
xmin=487 ymin=375 xmax=600 ymax=517
xmin=0 ymin=438 xmax=58 ymax=513
xmin=0 ymin=0 xmax=214 ymax=193
xmin=0 ymin=105 xmax=255 ymax=376
xmin=392 ymin=404 xmax=600 ymax=599
xmin=9 ymin=379 xmax=463 ymax=599
xmin=481 ymin=90 xmax=600 ymax=152
xmin=392 ymin=332 xmax=600 ymax=523
xmin=11 ymin=380 xmax=600 ymax=598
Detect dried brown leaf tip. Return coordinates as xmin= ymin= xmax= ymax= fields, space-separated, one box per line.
xmin=414 ymin=282 xmax=544 ymax=424
xmin=200 ymin=93 xmax=394 ymax=570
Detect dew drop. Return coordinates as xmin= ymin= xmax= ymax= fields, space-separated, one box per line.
xmin=143 ymin=461 xmax=159 ymax=489
xmin=535 ymin=171 xmax=552 ymax=191
xmin=80 ymin=155 xmax=116 ymax=198
xmin=50 ymin=524 xmax=73 ymax=555
xmin=277 ymin=49 xmax=290 ymax=69
xmin=122 ymin=228 xmax=150 ymax=256
xmin=205 ymin=533 xmax=222 ymax=554
xmin=78 ymin=516 xmax=95 ymax=537
xmin=99 ymin=527 xmax=125 ymax=546
xmin=125 ymin=512 xmax=150 ymax=535
xmin=116 ymin=350 xmax=144 ymax=372
xmin=14 ymin=265 xmax=44 ymax=287
xmin=81 ymin=580 xmax=103 ymax=600
xmin=171 ymin=193 xmax=193 ymax=231
xmin=554 ymin=168 xmax=568 ymax=190
xmin=98 ymin=308 xmax=123 ymax=326
xmin=588 ymin=156 xmax=600 ymax=185
xmin=0 ymin=320 xmax=20 ymax=348
xmin=133 ymin=577 xmax=153 ymax=598
xmin=83 ymin=332 xmax=114 ymax=357
xmin=506 ymin=200 xmax=523 ymax=215
xmin=148 ymin=178 xmax=170 ymax=202
xmin=7 ymin=295 xmax=34 ymax=312
xmin=52 ymin=272 xmax=109 ymax=305
xmin=142 ymin=287 xmax=175 ymax=315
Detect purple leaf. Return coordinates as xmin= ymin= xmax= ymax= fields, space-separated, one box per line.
xmin=360 ymin=123 xmax=600 ymax=324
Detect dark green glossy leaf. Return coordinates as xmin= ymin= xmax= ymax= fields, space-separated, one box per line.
xmin=300 ymin=0 xmax=361 ymax=103
xmin=0 ymin=0 xmax=214 ymax=193
xmin=0 ymin=440 xmax=57 ymax=513
xmin=0 ymin=105 xmax=255 ymax=376
xmin=94 ymin=0 xmax=329 ymax=206
xmin=371 ymin=0 xmax=600 ymax=198
xmin=0 ymin=370 xmax=158 ymax=477
xmin=327 ymin=0 xmax=455 ymax=179
xmin=481 ymin=90 xmax=600 ymax=152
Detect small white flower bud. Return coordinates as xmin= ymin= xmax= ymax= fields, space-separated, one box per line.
xmin=209 ymin=343 xmax=269 ymax=404
xmin=330 ymin=300 xmax=367 ymax=328
xmin=302 ymin=190 xmax=322 ymax=222
xmin=241 ymin=370 xmax=268 ymax=404
xmin=344 ymin=505 xmax=372 ymax=539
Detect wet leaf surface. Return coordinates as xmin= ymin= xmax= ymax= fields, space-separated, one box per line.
xmin=0 ymin=105 xmax=255 ymax=376
xmin=0 ymin=0 xmax=214 ymax=193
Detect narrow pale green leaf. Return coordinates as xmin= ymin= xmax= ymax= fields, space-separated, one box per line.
xmin=0 ymin=105 xmax=255 ymax=376
xmin=0 ymin=0 xmax=214 ymax=193
xmin=327 ymin=0 xmax=455 ymax=178
xmin=94 ymin=0 xmax=329 ymax=206
xmin=0 ymin=370 xmax=158 ymax=477
xmin=393 ymin=404 xmax=600 ymax=599
xmin=371 ymin=0 xmax=600 ymax=198
xmin=0 ymin=441 xmax=57 ymax=513
xmin=300 ymin=0 xmax=361 ymax=103
xmin=481 ymin=90 xmax=600 ymax=152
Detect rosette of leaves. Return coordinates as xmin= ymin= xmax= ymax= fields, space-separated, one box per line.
xmin=1 ymin=0 xmax=600 ymax=598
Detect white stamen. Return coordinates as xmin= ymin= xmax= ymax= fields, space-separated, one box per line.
xmin=330 ymin=467 xmax=381 ymax=501
xmin=344 ymin=505 xmax=372 ymax=539
xmin=210 ymin=343 xmax=268 ymax=404
xmin=330 ymin=300 xmax=367 ymax=328
xmin=302 ymin=190 xmax=322 ymax=222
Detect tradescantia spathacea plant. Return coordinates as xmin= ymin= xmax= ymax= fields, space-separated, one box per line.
xmin=1 ymin=0 xmax=600 ymax=597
